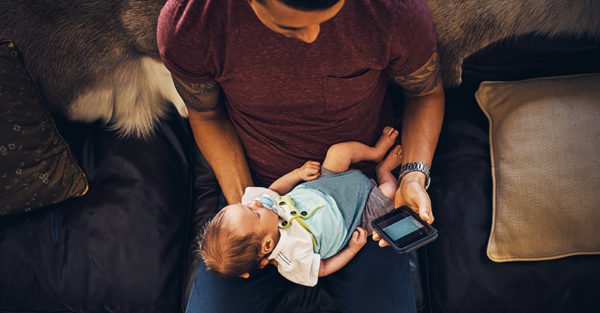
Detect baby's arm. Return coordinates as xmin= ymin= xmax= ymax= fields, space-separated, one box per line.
xmin=318 ymin=227 xmax=368 ymax=277
xmin=269 ymin=161 xmax=321 ymax=194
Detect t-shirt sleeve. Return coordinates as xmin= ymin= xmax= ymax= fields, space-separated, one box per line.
xmin=157 ymin=0 xmax=216 ymax=84
xmin=385 ymin=0 xmax=438 ymax=77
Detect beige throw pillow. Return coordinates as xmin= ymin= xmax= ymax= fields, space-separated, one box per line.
xmin=476 ymin=73 xmax=600 ymax=262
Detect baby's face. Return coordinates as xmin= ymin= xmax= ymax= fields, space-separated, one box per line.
xmin=223 ymin=201 xmax=280 ymax=238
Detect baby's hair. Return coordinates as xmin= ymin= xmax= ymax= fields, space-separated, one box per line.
xmin=199 ymin=207 xmax=264 ymax=277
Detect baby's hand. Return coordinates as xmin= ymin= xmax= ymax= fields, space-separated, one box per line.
xmin=258 ymin=258 xmax=278 ymax=269
xmin=297 ymin=161 xmax=321 ymax=181
xmin=348 ymin=227 xmax=367 ymax=254
xmin=240 ymin=258 xmax=278 ymax=279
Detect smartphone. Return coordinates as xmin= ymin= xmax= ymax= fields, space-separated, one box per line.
xmin=371 ymin=206 xmax=438 ymax=253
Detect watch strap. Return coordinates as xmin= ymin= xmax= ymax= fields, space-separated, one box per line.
xmin=398 ymin=162 xmax=431 ymax=190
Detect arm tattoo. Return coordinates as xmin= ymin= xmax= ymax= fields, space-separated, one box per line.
xmin=172 ymin=76 xmax=220 ymax=112
xmin=393 ymin=51 xmax=441 ymax=96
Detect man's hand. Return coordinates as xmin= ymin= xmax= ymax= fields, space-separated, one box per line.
xmin=395 ymin=171 xmax=434 ymax=224
xmin=296 ymin=161 xmax=321 ymax=181
xmin=372 ymin=231 xmax=389 ymax=247
xmin=348 ymin=227 xmax=368 ymax=253
xmin=374 ymin=172 xmax=434 ymax=248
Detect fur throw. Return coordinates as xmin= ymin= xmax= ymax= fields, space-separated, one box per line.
xmin=1 ymin=0 xmax=598 ymax=137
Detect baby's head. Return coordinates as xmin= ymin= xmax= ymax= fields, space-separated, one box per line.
xmin=199 ymin=200 xmax=280 ymax=277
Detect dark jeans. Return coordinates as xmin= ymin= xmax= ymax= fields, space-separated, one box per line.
xmin=185 ymin=194 xmax=416 ymax=313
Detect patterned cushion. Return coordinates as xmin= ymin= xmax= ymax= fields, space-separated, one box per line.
xmin=0 ymin=40 xmax=87 ymax=216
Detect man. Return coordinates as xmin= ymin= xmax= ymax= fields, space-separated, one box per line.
xmin=158 ymin=0 xmax=444 ymax=312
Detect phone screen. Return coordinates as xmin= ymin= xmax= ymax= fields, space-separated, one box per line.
xmin=382 ymin=215 xmax=424 ymax=241
xmin=373 ymin=206 xmax=436 ymax=252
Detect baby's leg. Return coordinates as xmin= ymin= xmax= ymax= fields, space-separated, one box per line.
xmin=376 ymin=145 xmax=403 ymax=200
xmin=322 ymin=127 xmax=398 ymax=173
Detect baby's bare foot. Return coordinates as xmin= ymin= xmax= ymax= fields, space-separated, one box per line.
xmin=376 ymin=145 xmax=403 ymax=199
xmin=373 ymin=127 xmax=399 ymax=161
xmin=376 ymin=145 xmax=403 ymax=173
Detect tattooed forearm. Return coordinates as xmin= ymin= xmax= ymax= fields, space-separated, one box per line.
xmin=172 ymin=76 xmax=220 ymax=112
xmin=393 ymin=52 xmax=441 ymax=97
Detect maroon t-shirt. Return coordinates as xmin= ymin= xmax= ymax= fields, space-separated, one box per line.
xmin=158 ymin=0 xmax=436 ymax=185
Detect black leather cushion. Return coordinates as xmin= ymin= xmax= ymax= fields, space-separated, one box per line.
xmin=425 ymin=36 xmax=600 ymax=313
xmin=0 ymin=109 xmax=194 ymax=313
xmin=0 ymin=40 xmax=87 ymax=216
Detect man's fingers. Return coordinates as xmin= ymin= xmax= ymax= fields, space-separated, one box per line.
xmin=419 ymin=208 xmax=434 ymax=224
xmin=371 ymin=231 xmax=389 ymax=247
xmin=372 ymin=231 xmax=381 ymax=241
xmin=259 ymin=258 xmax=269 ymax=269
xmin=417 ymin=192 xmax=434 ymax=224
xmin=418 ymin=205 xmax=429 ymax=223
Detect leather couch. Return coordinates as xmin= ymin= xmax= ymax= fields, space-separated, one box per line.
xmin=1 ymin=36 xmax=599 ymax=313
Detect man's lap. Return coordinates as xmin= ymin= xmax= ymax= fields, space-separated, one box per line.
xmin=186 ymin=243 xmax=416 ymax=313
xmin=186 ymin=261 xmax=291 ymax=312
xmin=186 ymin=194 xmax=416 ymax=313
xmin=323 ymin=240 xmax=416 ymax=313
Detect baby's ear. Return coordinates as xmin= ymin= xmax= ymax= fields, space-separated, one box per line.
xmin=239 ymin=272 xmax=250 ymax=279
xmin=261 ymin=238 xmax=275 ymax=255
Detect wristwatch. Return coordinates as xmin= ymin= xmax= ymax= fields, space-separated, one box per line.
xmin=398 ymin=162 xmax=431 ymax=190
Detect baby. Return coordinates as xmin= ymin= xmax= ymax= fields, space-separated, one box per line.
xmin=199 ymin=127 xmax=403 ymax=286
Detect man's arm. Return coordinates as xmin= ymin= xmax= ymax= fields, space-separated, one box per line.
xmin=391 ymin=51 xmax=445 ymax=224
xmin=268 ymin=161 xmax=320 ymax=195
xmin=172 ymin=75 xmax=253 ymax=204
xmin=318 ymin=227 xmax=367 ymax=277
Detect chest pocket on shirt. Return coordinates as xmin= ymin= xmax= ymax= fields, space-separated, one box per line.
xmin=323 ymin=69 xmax=381 ymax=115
